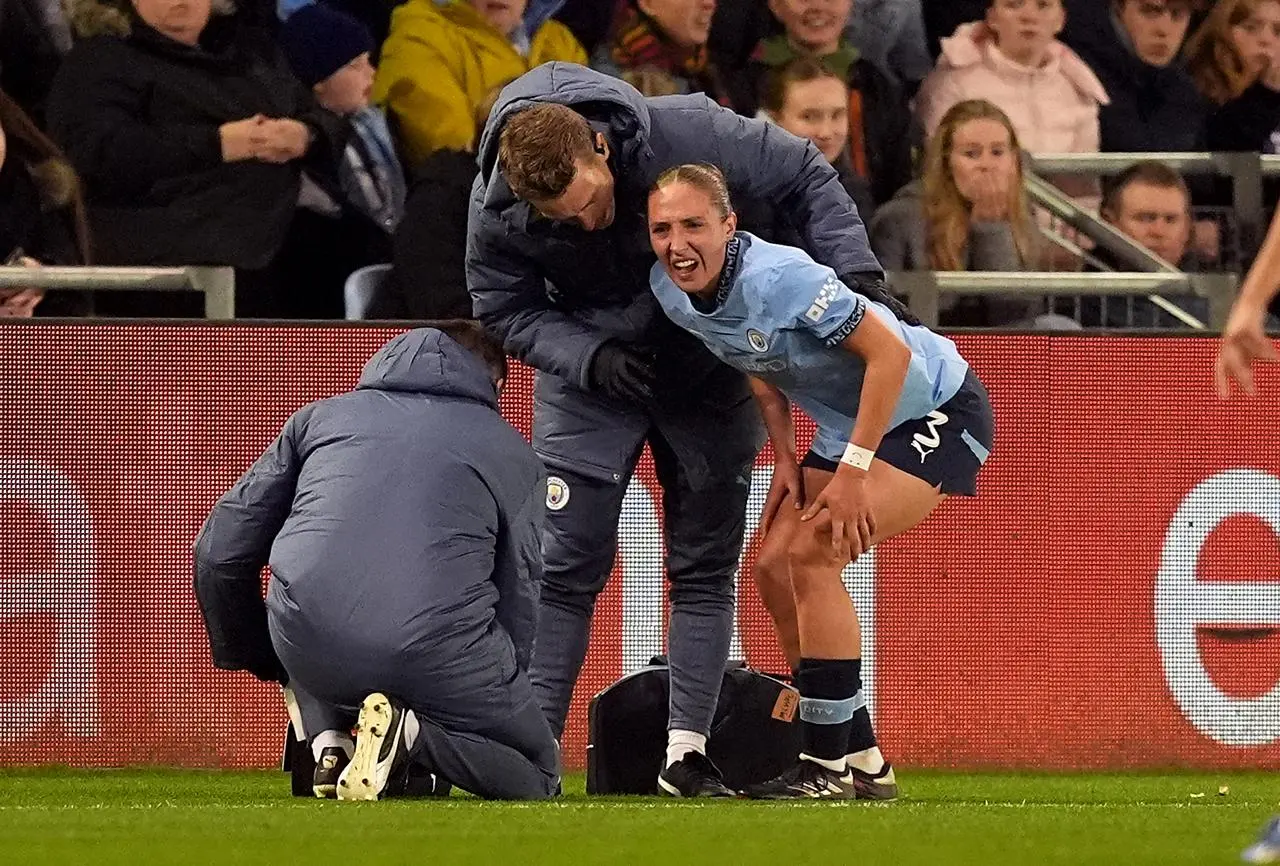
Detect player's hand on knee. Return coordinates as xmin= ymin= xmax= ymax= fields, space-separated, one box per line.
xmin=802 ymin=467 xmax=876 ymax=559
xmin=760 ymin=459 xmax=804 ymax=535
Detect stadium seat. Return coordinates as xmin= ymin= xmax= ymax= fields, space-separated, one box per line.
xmin=343 ymin=264 xmax=392 ymax=320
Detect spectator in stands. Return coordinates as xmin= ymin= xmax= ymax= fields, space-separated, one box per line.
xmin=373 ymin=0 xmax=586 ymax=170
xmin=724 ymin=0 xmax=917 ymax=206
xmin=1184 ymin=0 xmax=1280 ymax=153
xmin=1063 ymin=0 xmax=1207 ymax=152
xmin=1063 ymin=159 xmax=1203 ymax=327
xmin=870 ymin=99 xmax=1043 ymax=325
xmin=1101 ymin=161 xmax=1194 ymax=267
xmin=279 ymin=5 xmax=407 ymax=236
xmin=194 ymin=324 xmax=560 ymax=801
xmin=916 ymin=0 xmax=1109 ymax=156
xmin=49 ymin=0 xmax=349 ymax=318
xmin=846 ymin=0 xmax=933 ymax=92
xmin=591 ymin=0 xmax=726 ymax=100
xmin=0 ymin=89 xmax=91 ymax=317
xmin=743 ymin=56 xmax=876 ymax=234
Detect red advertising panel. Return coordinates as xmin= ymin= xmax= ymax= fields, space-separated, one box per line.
xmin=0 ymin=326 xmax=1277 ymax=770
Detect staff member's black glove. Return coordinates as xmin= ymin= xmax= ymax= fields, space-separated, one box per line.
xmin=589 ymin=340 xmax=657 ymax=404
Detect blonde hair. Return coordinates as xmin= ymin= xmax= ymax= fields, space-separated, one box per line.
xmin=922 ymin=99 xmax=1035 ymax=271
xmin=1184 ymin=0 xmax=1279 ymax=104
xmin=652 ymin=163 xmax=734 ymax=218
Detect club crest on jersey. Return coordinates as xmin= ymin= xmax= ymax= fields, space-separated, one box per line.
xmin=747 ymin=329 xmax=769 ymax=353
xmin=546 ymin=476 xmax=571 ymax=511
xmin=806 ymin=276 xmax=841 ymax=322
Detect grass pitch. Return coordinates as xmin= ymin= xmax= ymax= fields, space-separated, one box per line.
xmin=1 ymin=769 xmax=1277 ymax=865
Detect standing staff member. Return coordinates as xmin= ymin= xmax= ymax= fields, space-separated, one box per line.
xmin=467 ymin=62 xmax=894 ymax=797
xmin=646 ymin=164 xmax=995 ymax=799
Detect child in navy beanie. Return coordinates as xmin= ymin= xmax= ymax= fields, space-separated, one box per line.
xmin=279 ymin=3 xmax=407 ymax=232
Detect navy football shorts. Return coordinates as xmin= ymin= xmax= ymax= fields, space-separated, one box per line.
xmin=801 ymin=369 xmax=994 ymax=496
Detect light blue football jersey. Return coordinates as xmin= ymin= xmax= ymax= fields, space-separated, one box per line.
xmin=650 ymin=232 xmax=970 ymax=461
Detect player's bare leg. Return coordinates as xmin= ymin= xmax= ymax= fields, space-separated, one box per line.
xmin=746 ymin=462 xmax=943 ymax=799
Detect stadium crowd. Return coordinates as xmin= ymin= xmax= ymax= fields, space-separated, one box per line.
xmin=0 ymin=0 xmax=1276 ymax=323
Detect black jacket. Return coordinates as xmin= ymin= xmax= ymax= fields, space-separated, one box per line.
xmin=1063 ymin=7 xmax=1208 ymax=152
xmin=1206 ymin=82 xmax=1280 ymax=153
xmin=46 ymin=8 xmax=345 ymax=270
xmin=369 ymin=148 xmax=477 ymax=320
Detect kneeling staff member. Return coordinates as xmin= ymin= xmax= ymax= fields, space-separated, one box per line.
xmin=194 ymin=324 xmax=559 ymax=800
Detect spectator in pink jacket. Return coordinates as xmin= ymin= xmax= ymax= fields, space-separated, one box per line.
xmin=915 ymin=0 xmax=1108 ymax=154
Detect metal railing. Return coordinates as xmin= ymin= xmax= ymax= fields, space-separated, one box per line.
xmin=1030 ymin=152 xmax=1280 ymax=259
xmin=0 ymin=266 xmax=235 ymax=318
xmin=887 ymin=271 xmax=1239 ymax=330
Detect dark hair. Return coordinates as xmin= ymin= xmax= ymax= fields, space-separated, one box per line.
xmin=498 ymin=103 xmax=596 ymax=201
xmin=759 ymin=56 xmax=847 ymax=115
xmin=0 ymin=89 xmax=91 ymax=264
xmin=650 ymin=163 xmax=922 ymax=325
xmin=432 ymin=319 xmax=508 ymax=385
xmin=1101 ymin=160 xmax=1190 ymax=216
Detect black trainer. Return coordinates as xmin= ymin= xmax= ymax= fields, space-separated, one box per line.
xmin=337 ymin=692 xmax=412 ymax=801
xmin=742 ymin=758 xmax=857 ymax=800
xmin=657 ymin=752 xmax=735 ymax=798
xmin=852 ymin=761 xmax=899 ymax=801
xmin=312 ymin=746 xmax=350 ymax=799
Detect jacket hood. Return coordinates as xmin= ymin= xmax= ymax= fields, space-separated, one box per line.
xmin=357 ymin=328 xmax=498 ymax=408
xmin=939 ymin=22 xmax=1109 ymax=104
xmin=475 ymin=62 xmax=651 ymax=191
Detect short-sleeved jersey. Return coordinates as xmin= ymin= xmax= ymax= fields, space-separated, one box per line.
xmin=650 ymin=232 xmax=970 ymax=461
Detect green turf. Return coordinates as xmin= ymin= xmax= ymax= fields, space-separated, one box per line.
xmin=1 ymin=769 xmax=1276 ymax=865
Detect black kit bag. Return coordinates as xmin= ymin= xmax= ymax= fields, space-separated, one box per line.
xmin=586 ymin=657 xmax=802 ymax=794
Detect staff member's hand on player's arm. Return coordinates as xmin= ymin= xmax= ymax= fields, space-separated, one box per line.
xmin=751 ymin=376 xmax=803 ymax=535
xmin=802 ymin=311 xmax=912 ymax=558
xmin=1217 ymin=208 xmax=1280 ymax=397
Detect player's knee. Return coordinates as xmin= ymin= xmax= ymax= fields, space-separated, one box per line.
xmin=786 ymin=531 xmax=851 ymax=592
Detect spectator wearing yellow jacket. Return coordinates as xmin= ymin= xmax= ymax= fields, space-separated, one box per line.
xmin=374 ymin=0 xmax=586 ymax=169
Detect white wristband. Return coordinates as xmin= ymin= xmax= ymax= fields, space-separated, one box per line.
xmin=840 ymin=443 xmax=875 ymax=471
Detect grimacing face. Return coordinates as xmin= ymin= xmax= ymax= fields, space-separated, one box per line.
xmin=648 ymin=181 xmax=737 ymax=298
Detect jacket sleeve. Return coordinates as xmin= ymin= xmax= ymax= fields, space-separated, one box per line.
xmin=692 ymin=103 xmax=881 ymax=277
xmin=192 ymin=410 xmax=307 ymax=681
xmin=867 ymin=195 xmax=918 ymax=270
xmin=966 ymin=220 xmax=1026 ymax=271
xmin=466 ymin=199 xmax=609 ymax=388
xmin=47 ymin=42 xmax=223 ymax=201
xmin=376 ymin=26 xmax=476 ymax=167
xmin=490 ymin=465 xmax=546 ymax=672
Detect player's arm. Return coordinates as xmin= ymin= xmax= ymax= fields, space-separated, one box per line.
xmin=750 ymin=376 xmax=803 ymax=532
xmin=835 ymin=312 xmax=913 ymax=466
xmin=1217 ymin=207 xmax=1280 ymax=397
xmin=192 ymin=410 xmax=307 ymax=683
